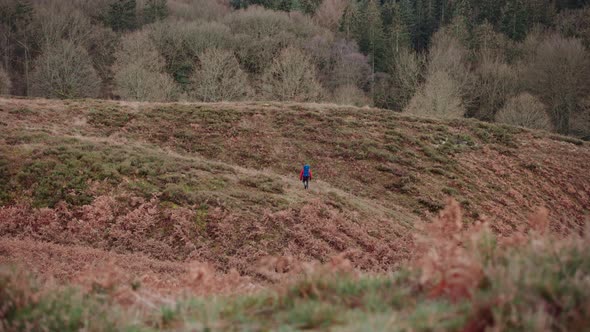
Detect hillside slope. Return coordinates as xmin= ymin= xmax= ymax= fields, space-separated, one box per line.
xmin=1 ymin=97 xmax=589 ymax=292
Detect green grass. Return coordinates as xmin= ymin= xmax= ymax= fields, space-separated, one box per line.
xmin=0 ymin=129 xmax=288 ymax=210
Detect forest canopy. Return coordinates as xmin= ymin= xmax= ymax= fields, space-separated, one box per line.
xmin=1 ymin=0 xmax=589 ymax=137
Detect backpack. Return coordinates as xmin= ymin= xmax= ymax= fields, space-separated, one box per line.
xmin=303 ymin=164 xmax=310 ymax=177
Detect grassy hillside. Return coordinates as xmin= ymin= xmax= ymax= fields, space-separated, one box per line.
xmin=0 ymin=97 xmax=589 ymax=330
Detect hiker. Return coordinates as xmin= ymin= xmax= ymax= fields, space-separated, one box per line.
xmin=299 ymin=164 xmax=312 ymax=189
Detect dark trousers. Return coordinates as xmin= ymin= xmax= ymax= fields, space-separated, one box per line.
xmin=302 ymin=176 xmax=310 ymax=189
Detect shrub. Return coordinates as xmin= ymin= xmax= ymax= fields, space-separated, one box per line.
xmin=0 ymin=66 xmax=11 ymax=95
xmin=190 ymin=48 xmax=250 ymax=102
xmin=262 ymin=47 xmax=323 ymax=102
xmin=495 ymin=93 xmax=552 ymax=131
xmin=31 ymin=40 xmax=101 ymax=99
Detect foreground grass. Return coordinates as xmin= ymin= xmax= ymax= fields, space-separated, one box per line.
xmin=3 ymin=224 xmax=589 ymax=332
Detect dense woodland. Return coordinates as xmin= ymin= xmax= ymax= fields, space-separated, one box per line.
xmin=1 ymin=0 xmax=589 ymax=136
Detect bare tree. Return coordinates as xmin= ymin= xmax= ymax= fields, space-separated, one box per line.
xmin=32 ymin=2 xmax=118 ymax=96
xmin=184 ymin=22 xmax=234 ymax=56
xmin=556 ymin=7 xmax=590 ymax=48
xmin=113 ymin=31 xmax=179 ymax=101
xmin=472 ymin=56 xmax=518 ymax=121
xmin=428 ymin=30 xmax=473 ymax=93
xmin=0 ymin=66 xmax=11 ymax=95
xmin=191 ymin=48 xmax=250 ymax=102
xmin=390 ymin=48 xmax=425 ymax=110
xmin=262 ymin=47 xmax=323 ymax=102
xmin=167 ymin=0 xmax=230 ymax=21
xmin=524 ymin=33 xmax=590 ymax=134
xmin=114 ymin=63 xmax=179 ymax=102
xmin=313 ymin=0 xmax=348 ymax=32
xmin=405 ymin=70 xmax=465 ymax=119
xmin=328 ymin=39 xmax=371 ymax=90
xmin=31 ymin=40 xmax=100 ymax=99
xmin=495 ymin=93 xmax=552 ymax=131
xmin=224 ymin=6 xmax=319 ymax=73
xmin=33 ymin=2 xmax=94 ymax=48
xmin=570 ymin=97 xmax=590 ymax=138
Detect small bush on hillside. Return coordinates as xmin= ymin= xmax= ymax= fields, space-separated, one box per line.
xmin=0 ymin=66 xmax=11 ymax=95
xmin=495 ymin=93 xmax=552 ymax=131
xmin=405 ymin=71 xmax=465 ymax=119
xmin=190 ymin=48 xmax=250 ymax=102
xmin=31 ymin=40 xmax=101 ymax=99
xmin=262 ymin=47 xmax=323 ymax=102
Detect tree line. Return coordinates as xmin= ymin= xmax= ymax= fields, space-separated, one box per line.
xmin=1 ymin=0 xmax=589 ymax=137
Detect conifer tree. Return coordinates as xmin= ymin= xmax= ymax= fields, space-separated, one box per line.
xmin=501 ymin=0 xmax=528 ymax=40
xmin=105 ymin=0 xmax=137 ymax=32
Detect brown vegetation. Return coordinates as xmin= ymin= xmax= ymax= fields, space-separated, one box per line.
xmin=496 ymin=93 xmax=552 ymax=131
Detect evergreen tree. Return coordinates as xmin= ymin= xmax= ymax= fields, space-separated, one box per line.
xmin=104 ymin=0 xmax=137 ymax=32
xmin=143 ymin=0 xmax=168 ymax=25
xmin=415 ymin=0 xmax=439 ymax=49
xmin=385 ymin=2 xmax=413 ymax=61
xmin=360 ymin=0 xmax=386 ymax=73
xmin=473 ymin=0 xmax=506 ymax=25
xmin=501 ymin=0 xmax=528 ymax=41
xmin=340 ymin=0 xmax=361 ymax=40
xmin=400 ymin=0 xmax=418 ymax=44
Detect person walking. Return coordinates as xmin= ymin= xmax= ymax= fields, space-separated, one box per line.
xmin=299 ymin=164 xmax=312 ymax=189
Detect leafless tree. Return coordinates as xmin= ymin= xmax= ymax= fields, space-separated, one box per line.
xmin=390 ymin=48 xmax=425 ymax=109
xmin=313 ymin=0 xmax=348 ymax=32
xmin=31 ymin=39 xmax=101 ymax=99
xmin=0 ymin=66 xmax=11 ymax=95
xmin=191 ymin=48 xmax=250 ymax=102
xmin=524 ymin=33 xmax=590 ymax=134
xmin=405 ymin=70 xmax=465 ymax=119
xmin=331 ymin=84 xmax=370 ymax=106
xmin=328 ymin=38 xmax=371 ymax=90
xmin=495 ymin=93 xmax=552 ymax=131
xmin=167 ymin=0 xmax=231 ymax=21
xmin=114 ymin=63 xmax=179 ymax=102
xmin=113 ymin=31 xmax=179 ymax=101
xmin=262 ymin=47 xmax=323 ymax=102
xmin=472 ymin=56 xmax=518 ymax=121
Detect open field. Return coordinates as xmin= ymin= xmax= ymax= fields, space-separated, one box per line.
xmin=1 ymin=97 xmax=589 ymax=330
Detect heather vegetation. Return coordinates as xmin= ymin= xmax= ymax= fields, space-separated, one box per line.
xmin=0 ymin=98 xmax=589 ymax=330
xmin=1 ymin=1 xmax=590 ymax=330
xmin=2 ymin=199 xmax=590 ymax=331
xmin=1 ymin=0 xmax=590 ymax=137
